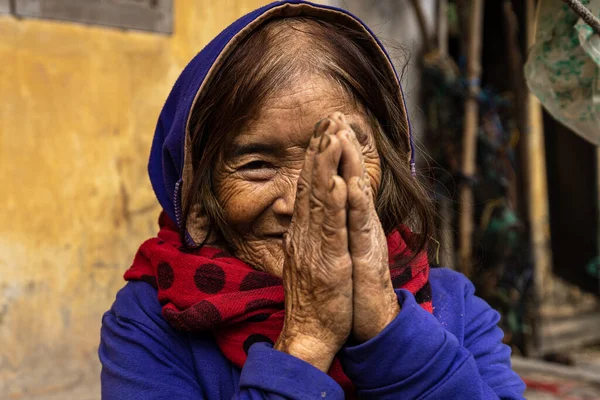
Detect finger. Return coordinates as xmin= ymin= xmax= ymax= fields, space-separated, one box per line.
xmin=294 ymin=118 xmax=338 ymax=225
xmin=320 ymin=175 xmax=348 ymax=258
xmin=340 ymin=122 xmax=377 ymax=201
xmin=347 ymin=176 xmax=373 ymax=258
xmin=309 ymin=133 xmax=343 ymax=229
xmin=337 ymin=129 xmax=364 ymax=183
xmin=330 ymin=113 xmax=367 ymax=180
xmin=331 ymin=112 xmax=363 ymax=152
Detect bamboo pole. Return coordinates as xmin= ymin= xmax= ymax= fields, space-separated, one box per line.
xmin=524 ymin=0 xmax=553 ymax=344
xmin=458 ymin=0 xmax=484 ymax=277
xmin=516 ymin=0 xmax=553 ymax=356
xmin=525 ymin=0 xmax=552 ymax=302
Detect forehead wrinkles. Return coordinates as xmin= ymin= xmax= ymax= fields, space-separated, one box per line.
xmin=232 ymin=78 xmax=352 ymax=146
xmin=259 ymin=77 xmax=347 ymax=116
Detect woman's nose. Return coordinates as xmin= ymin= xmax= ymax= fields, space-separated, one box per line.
xmin=271 ymin=177 xmax=298 ymax=217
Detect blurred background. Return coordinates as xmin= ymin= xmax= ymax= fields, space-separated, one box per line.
xmin=1 ymin=0 xmax=599 ymax=399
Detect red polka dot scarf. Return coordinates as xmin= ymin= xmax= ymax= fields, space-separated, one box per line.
xmin=125 ymin=212 xmax=432 ymax=398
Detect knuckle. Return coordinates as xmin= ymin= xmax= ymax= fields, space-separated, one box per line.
xmin=325 ymin=202 xmax=345 ymax=214
xmin=360 ymin=223 xmax=373 ymax=234
xmin=354 ymin=224 xmax=373 ymax=236
xmin=309 ymin=196 xmax=324 ymax=212
xmin=355 ymin=196 xmax=370 ymax=210
xmin=321 ymin=221 xmax=341 ymax=239
xmin=349 ymin=196 xmax=369 ymax=212
xmin=296 ymin=179 xmax=309 ymax=198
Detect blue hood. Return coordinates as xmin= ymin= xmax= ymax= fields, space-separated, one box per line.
xmin=148 ymin=0 xmax=413 ymax=243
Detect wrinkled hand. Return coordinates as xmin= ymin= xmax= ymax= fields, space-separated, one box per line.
xmin=328 ymin=113 xmax=400 ymax=343
xmin=275 ymin=113 xmax=400 ymax=373
xmin=274 ymin=118 xmax=353 ymax=372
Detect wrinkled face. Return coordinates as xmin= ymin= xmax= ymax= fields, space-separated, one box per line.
xmin=213 ymin=76 xmax=382 ymax=276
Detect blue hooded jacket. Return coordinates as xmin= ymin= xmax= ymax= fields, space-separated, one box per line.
xmin=99 ymin=1 xmax=526 ymax=398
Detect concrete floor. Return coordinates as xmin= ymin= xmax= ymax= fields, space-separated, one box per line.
xmin=518 ymin=348 xmax=600 ymax=400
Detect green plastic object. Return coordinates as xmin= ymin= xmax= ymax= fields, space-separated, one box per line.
xmin=525 ymin=0 xmax=600 ymax=145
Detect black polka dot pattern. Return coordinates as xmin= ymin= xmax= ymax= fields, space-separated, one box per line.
xmin=188 ymin=300 xmax=222 ymax=330
xmin=245 ymin=299 xmax=280 ymax=322
xmin=194 ymin=264 xmax=226 ymax=294
xmin=240 ymin=272 xmax=282 ymax=291
xmin=162 ymin=308 xmax=184 ymax=331
xmin=157 ymin=261 xmax=175 ymax=290
xmin=157 ymin=239 xmax=165 ymax=245
xmin=245 ymin=298 xmax=280 ymax=312
xmin=243 ymin=334 xmax=274 ymax=355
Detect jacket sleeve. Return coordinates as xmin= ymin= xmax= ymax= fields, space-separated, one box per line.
xmin=239 ymin=342 xmax=345 ymax=399
xmin=340 ymin=285 xmax=526 ymax=399
xmin=99 ymin=283 xmax=344 ymax=400
xmin=99 ymin=310 xmax=204 ymax=399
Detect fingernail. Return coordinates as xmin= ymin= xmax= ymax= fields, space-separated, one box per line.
xmin=328 ymin=177 xmax=336 ymax=192
xmin=319 ymin=134 xmax=331 ymax=152
xmin=314 ymin=119 xmax=330 ymax=138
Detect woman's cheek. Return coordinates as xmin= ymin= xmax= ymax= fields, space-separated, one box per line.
xmin=363 ymin=148 xmax=382 ymax=194
xmin=366 ymin=163 xmax=382 ymax=193
xmin=217 ymin=178 xmax=274 ymax=228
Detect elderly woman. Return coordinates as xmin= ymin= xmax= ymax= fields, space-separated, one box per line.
xmin=99 ymin=1 xmax=525 ymax=399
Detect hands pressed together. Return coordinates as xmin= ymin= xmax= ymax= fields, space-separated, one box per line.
xmin=274 ymin=112 xmax=400 ymax=372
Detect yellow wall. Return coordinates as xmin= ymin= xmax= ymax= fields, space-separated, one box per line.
xmin=0 ymin=0 xmax=269 ymax=396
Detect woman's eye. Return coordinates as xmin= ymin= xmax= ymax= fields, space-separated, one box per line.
xmin=240 ymin=161 xmax=271 ymax=170
xmin=238 ymin=161 xmax=277 ymax=180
